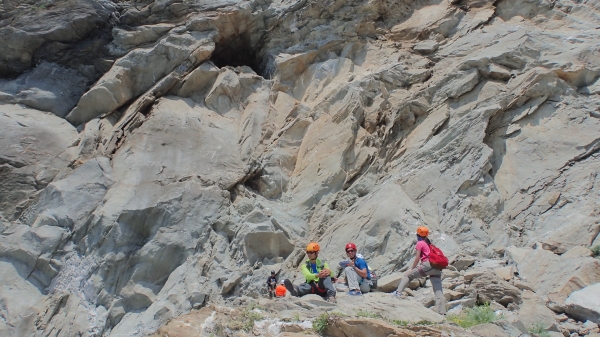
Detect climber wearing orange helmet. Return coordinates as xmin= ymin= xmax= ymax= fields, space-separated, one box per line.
xmin=343 ymin=242 xmax=371 ymax=296
xmin=392 ymin=226 xmax=445 ymax=314
xmin=283 ymin=242 xmax=337 ymax=303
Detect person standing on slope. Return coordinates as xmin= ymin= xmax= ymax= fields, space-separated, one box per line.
xmin=266 ymin=270 xmax=277 ymax=298
xmin=283 ymin=242 xmax=337 ymax=303
xmin=392 ymin=226 xmax=446 ymax=315
xmin=342 ymin=242 xmax=371 ymax=295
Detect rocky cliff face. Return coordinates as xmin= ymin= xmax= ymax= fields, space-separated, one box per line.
xmin=1 ymin=0 xmax=600 ymax=336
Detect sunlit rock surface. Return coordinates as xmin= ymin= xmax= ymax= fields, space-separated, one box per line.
xmin=1 ymin=0 xmax=600 ymax=335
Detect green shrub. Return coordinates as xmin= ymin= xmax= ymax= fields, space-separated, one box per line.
xmin=529 ymin=323 xmax=551 ymax=337
xmin=390 ymin=319 xmax=409 ymax=327
xmin=447 ymin=303 xmax=498 ymax=328
xmin=591 ymin=245 xmax=600 ymax=257
xmin=226 ymin=305 xmax=264 ymax=332
xmin=312 ymin=313 xmax=330 ymax=334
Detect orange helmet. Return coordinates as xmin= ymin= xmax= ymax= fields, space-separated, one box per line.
xmin=306 ymin=242 xmax=320 ymax=252
xmin=416 ymin=226 xmax=429 ymax=237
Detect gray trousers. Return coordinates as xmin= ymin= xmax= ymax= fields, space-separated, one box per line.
xmin=345 ymin=266 xmax=371 ymax=293
xmin=396 ymin=261 xmax=445 ymax=314
xmin=297 ymin=277 xmax=336 ymax=297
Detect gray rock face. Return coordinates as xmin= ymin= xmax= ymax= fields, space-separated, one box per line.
xmin=0 ymin=0 xmax=116 ymax=76
xmin=0 ymin=103 xmax=78 ymax=221
xmin=565 ymin=283 xmax=600 ymax=324
xmin=0 ymin=62 xmax=87 ymax=117
xmin=1 ymin=0 xmax=600 ymax=336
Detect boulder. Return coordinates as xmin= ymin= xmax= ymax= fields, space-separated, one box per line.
xmin=471 ymin=273 xmax=522 ymax=306
xmin=493 ymin=266 xmax=515 ymax=281
xmin=464 ymin=270 xmax=485 ymax=282
xmin=562 ymin=246 xmax=593 ymax=259
xmin=506 ymin=247 xmax=600 ymax=304
xmin=447 ymin=298 xmax=476 ymax=310
xmin=412 ymin=40 xmax=439 ymax=54
xmin=565 ymin=283 xmax=600 ymax=324
xmin=512 ymin=280 xmax=534 ymax=292
xmin=517 ymin=291 xmax=560 ymax=333
xmin=578 ymin=77 xmax=600 ymax=95
xmin=452 ymin=256 xmax=478 ymax=271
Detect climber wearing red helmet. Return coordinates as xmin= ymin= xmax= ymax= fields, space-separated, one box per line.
xmin=343 ymin=242 xmax=371 ymax=296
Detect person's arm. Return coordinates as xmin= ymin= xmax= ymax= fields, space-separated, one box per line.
xmin=353 ymin=260 xmax=368 ymax=279
xmin=411 ymin=249 xmax=422 ymax=269
xmin=318 ymin=261 xmax=331 ymax=278
xmin=301 ymin=263 xmax=319 ymax=282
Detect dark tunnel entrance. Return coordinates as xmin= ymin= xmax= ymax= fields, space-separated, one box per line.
xmin=210 ymin=32 xmax=266 ymax=78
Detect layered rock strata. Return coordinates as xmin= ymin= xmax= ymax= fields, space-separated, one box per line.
xmin=1 ymin=0 xmax=600 ymax=336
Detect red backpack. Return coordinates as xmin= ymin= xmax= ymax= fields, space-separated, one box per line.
xmin=428 ymin=244 xmax=449 ymax=269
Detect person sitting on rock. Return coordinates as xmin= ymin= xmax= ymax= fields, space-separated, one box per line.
xmin=283 ymin=242 xmax=337 ymax=303
xmin=392 ymin=226 xmax=446 ymax=315
xmin=342 ymin=242 xmax=371 ymax=296
xmin=275 ymin=280 xmax=287 ymax=298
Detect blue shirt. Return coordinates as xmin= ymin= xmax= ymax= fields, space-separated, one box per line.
xmin=310 ymin=263 xmax=318 ymax=273
xmin=354 ymin=258 xmax=371 ymax=279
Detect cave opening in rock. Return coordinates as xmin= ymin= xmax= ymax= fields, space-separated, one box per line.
xmin=242 ymin=168 xmax=263 ymax=193
xmin=210 ymin=32 xmax=266 ymax=78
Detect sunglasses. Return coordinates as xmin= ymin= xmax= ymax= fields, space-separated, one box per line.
xmin=306 ymin=251 xmax=318 ymax=254
xmin=346 ymin=249 xmax=356 ymax=253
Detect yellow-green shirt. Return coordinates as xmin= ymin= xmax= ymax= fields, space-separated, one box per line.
xmin=301 ymin=258 xmax=329 ymax=282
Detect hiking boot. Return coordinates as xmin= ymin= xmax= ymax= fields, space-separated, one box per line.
xmin=390 ymin=291 xmax=406 ymax=299
xmin=284 ymin=279 xmax=298 ymax=297
xmin=347 ymin=289 xmax=362 ymax=296
xmin=326 ymin=295 xmax=337 ymax=303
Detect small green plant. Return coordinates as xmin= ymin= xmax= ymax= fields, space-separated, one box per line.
xmin=591 ymin=245 xmax=600 ymax=257
xmin=292 ymin=312 xmax=301 ymax=322
xmin=529 ymin=323 xmax=551 ymax=337
xmin=226 ymin=304 xmax=264 ymax=332
xmin=390 ymin=319 xmax=409 ymax=326
xmin=246 ymin=302 xmax=265 ymax=311
xmin=242 ymin=310 xmax=263 ymax=332
xmin=356 ymin=309 xmax=382 ymax=319
xmin=447 ymin=303 xmax=498 ymax=328
xmin=312 ymin=313 xmax=330 ymax=334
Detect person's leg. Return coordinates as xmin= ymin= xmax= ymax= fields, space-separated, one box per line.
xmin=395 ymin=267 xmax=421 ymax=294
xmin=319 ymin=277 xmax=337 ymax=300
xmin=283 ymin=279 xmax=300 ymax=297
xmin=423 ymin=263 xmax=445 ymax=314
xmin=296 ymin=282 xmax=312 ymax=297
xmin=345 ymin=267 xmax=361 ymax=290
xmin=359 ymin=280 xmax=371 ymax=293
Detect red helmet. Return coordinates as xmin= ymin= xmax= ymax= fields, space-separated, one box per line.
xmin=345 ymin=242 xmax=357 ymax=252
